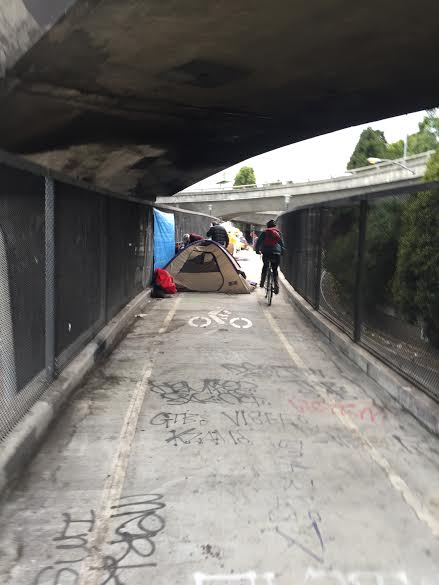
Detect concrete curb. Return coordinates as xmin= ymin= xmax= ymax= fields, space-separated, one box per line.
xmin=279 ymin=272 xmax=439 ymax=437
xmin=0 ymin=288 xmax=151 ymax=496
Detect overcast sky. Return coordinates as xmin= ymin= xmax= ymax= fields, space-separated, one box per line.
xmin=184 ymin=110 xmax=427 ymax=191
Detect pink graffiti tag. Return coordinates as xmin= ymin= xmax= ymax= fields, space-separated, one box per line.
xmin=288 ymin=399 xmax=382 ymax=424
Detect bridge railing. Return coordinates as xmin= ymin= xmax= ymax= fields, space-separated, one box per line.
xmin=0 ymin=155 xmax=216 ymax=443
xmin=278 ymin=182 xmax=439 ymax=402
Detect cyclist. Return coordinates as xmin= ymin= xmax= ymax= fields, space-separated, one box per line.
xmin=255 ymin=219 xmax=285 ymax=294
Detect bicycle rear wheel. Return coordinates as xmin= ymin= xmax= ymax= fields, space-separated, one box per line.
xmin=266 ymin=268 xmax=273 ymax=306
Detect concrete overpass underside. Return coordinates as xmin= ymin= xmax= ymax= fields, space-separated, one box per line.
xmin=0 ymin=1 xmax=439 ymax=197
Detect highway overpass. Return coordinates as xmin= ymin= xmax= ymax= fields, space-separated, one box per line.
xmin=0 ymin=1 xmax=438 ymax=197
xmin=158 ymin=152 xmax=432 ymax=224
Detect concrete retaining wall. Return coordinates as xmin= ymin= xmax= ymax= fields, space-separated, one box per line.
xmin=279 ymin=273 xmax=439 ymax=437
xmin=0 ymin=288 xmax=151 ymax=497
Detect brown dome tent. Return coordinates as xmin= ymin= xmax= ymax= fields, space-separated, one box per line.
xmin=164 ymin=240 xmax=252 ymax=294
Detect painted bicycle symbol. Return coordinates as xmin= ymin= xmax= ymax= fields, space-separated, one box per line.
xmin=188 ymin=309 xmax=253 ymax=329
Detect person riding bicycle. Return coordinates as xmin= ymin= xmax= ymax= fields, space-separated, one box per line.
xmin=255 ymin=219 xmax=285 ymax=294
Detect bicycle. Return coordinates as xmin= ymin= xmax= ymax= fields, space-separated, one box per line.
xmin=264 ymin=259 xmax=275 ymax=306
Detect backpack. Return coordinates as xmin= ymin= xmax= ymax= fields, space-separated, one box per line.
xmin=154 ymin=268 xmax=177 ymax=294
xmin=264 ymin=227 xmax=281 ymax=248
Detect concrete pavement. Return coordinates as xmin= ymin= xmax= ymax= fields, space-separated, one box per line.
xmin=0 ymin=252 xmax=439 ymax=585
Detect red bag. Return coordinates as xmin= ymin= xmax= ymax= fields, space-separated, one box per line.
xmin=154 ymin=268 xmax=177 ymax=294
xmin=264 ymin=227 xmax=281 ymax=247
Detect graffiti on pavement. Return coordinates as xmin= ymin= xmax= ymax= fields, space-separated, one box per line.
xmin=150 ymin=379 xmax=264 ymax=407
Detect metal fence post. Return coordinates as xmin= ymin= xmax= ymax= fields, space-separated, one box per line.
xmin=100 ymin=197 xmax=108 ymax=325
xmin=45 ymin=176 xmax=55 ymax=380
xmin=353 ymin=199 xmax=368 ymax=343
xmin=314 ymin=207 xmax=324 ymax=311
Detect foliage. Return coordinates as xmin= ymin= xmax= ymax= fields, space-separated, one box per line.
xmin=424 ymin=148 xmax=439 ymax=181
xmin=348 ymin=110 xmax=439 ymax=169
xmin=234 ymin=166 xmax=256 ymax=186
xmin=325 ymin=203 xmax=403 ymax=310
xmin=364 ymin=200 xmax=403 ymax=308
xmin=347 ymin=128 xmax=388 ymax=169
xmin=393 ymin=153 xmax=439 ymax=346
xmin=408 ymin=109 xmax=439 ymax=154
xmin=386 ymin=139 xmax=404 ymax=160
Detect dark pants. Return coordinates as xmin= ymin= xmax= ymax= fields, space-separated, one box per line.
xmin=261 ymin=253 xmax=280 ymax=286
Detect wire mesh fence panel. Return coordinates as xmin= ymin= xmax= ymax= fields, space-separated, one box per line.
xmin=143 ymin=205 xmax=154 ymax=287
xmin=303 ymin=208 xmax=321 ymax=306
xmin=55 ymin=183 xmax=106 ymax=371
xmin=279 ymin=213 xmax=292 ymax=286
xmin=173 ymin=209 xmax=216 ymax=243
xmin=360 ymin=190 xmax=439 ymax=401
xmin=294 ymin=211 xmax=308 ymax=298
xmin=0 ymin=157 xmax=235 ymax=443
xmin=319 ymin=203 xmax=360 ymax=338
xmin=279 ymin=211 xmax=308 ymax=300
xmin=107 ymin=199 xmax=148 ymax=320
xmin=0 ymin=165 xmax=48 ymax=441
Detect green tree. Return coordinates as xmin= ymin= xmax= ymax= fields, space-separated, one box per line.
xmin=393 ymin=151 xmax=439 ymax=347
xmin=386 ymin=139 xmax=404 ymax=160
xmin=387 ymin=110 xmax=439 ymax=158
xmin=234 ymin=166 xmax=256 ymax=186
xmin=364 ymin=199 xmax=403 ymax=308
xmin=347 ymin=128 xmax=388 ymax=169
xmin=424 ymin=148 xmax=439 ymax=181
xmin=325 ymin=202 xmax=403 ymax=310
xmin=409 ymin=109 xmax=439 ymax=154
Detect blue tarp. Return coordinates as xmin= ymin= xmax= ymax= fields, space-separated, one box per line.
xmin=153 ymin=209 xmax=175 ymax=270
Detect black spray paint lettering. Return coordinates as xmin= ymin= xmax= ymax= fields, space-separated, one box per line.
xmin=221 ymin=410 xmax=289 ymax=428
xmin=52 ymin=511 xmax=96 ymax=564
xmin=33 ymin=566 xmax=79 ymax=584
xmin=165 ymin=427 xmax=252 ymax=447
xmin=150 ymin=411 xmax=208 ymax=428
xmin=150 ymin=379 xmax=264 ymax=407
xmin=33 ymin=495 xmax=164 ymax=585
xmin=99 ymin=494 xmax=166 ymax=584
xmin=33 ymin=511 xmax=95 ymax=583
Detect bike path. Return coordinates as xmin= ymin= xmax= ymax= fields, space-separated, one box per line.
xmin=0 ymin=252 xmax=439 ymax=585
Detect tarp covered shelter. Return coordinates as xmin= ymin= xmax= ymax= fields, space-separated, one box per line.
xmin=164 ymin=240 xmax=252 ymax=294
xmin=153 ymin=209 xmax=175 ymax=270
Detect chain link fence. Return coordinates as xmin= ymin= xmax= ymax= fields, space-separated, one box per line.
xmin=0 ymin=158 xmax=216 ymax=442
xmin=279 ymin=184 xmax=439 ymax=403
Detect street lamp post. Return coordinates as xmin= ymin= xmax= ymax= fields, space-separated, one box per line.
xmin=367 ymin=157 xmax=415 ymax=174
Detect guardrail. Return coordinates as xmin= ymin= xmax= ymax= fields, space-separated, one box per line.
xmin=278 ymin=181 xmax=439 ymax=402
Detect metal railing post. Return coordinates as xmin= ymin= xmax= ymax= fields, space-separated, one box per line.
xmin=100 ymin=197 xmax=108 ymax=325
xmin=353 ymin=199 xmax=368 ymax=343
xmin=314 ymin=207 xmax=324 ymax=311
xmin=45 ymin=176 xmax=55 ymax=380
xmin=304 ymin=210 xmax=309 ymax=298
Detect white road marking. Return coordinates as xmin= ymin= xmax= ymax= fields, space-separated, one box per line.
xmin=230 ymin=317 xmax=253 ymax=329
xmin=189 ymin=316 xmax=212 ymax=328
xmin=188 ymin=312 xmax=252 ymax=329
xmin=262 ymin=304 xmax=439 ymax=538
xmin=208 ymin=309 xmax=227 ymax=324
xmin=159 ymin=296 xmax=182 ymax=333
xmin=304 ymin=569 xmax=411 ymax=585
xmin=78 ymin=296 xmax=182 ymax=585
xmin=194 ymin=572 xmax=274 ymax=584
